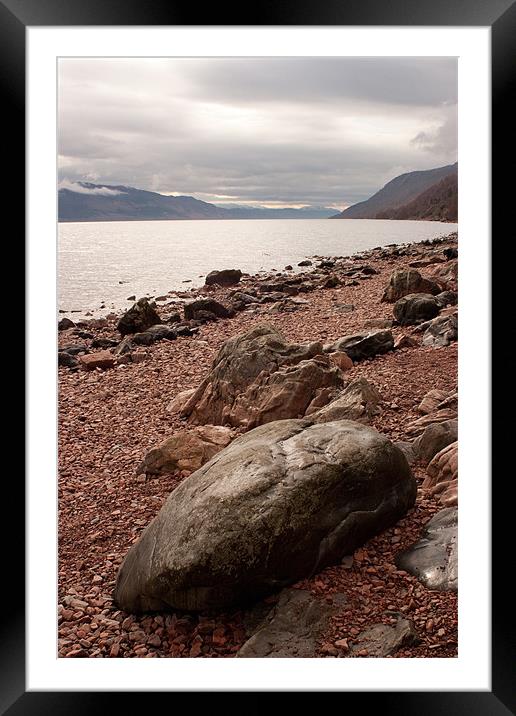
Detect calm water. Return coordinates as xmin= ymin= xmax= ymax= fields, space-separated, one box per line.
xmin=58 ymin=219 xmax=458 ymax=317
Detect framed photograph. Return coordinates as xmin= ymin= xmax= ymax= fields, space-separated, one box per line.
xmin=7 ymin=0 xmax=512 ymax=710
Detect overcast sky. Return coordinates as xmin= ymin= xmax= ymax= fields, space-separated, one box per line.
xmin=58 ymin=57 xmax=457 ymax=209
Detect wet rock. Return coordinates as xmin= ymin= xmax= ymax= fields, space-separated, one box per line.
xmin=237 ymin=589 xmax=346 ymax=657
xmin=381 ymin=269 xmax=441 ymax=303
xmin=325 ymin=330 xmax=394 ymax=361
xmin=393 ymin=293 xmax=440 ymax=326
xmin=114 ymin=419 xmax=416 ymax=612
xmin=298 ymin=260 xmax=312 ymax=267
xmin=443 ymin=247 xmax=458 ymax=260
xmin=205 ymin=269 xmax=242 ymax=286
xmin=136 ymin=425 xmax=234 ymax=476
xmin=117 ymin=298 xmax=161 ymax=336
xmin=413 ymin=419 xmax=458 ymax=464
xmin=58 ymin=317 xmax=75 ymax=331
xmin=184 ymin=298 xmax=235 ymax=321
xmin=181 ymin=324 xmax=324 ymax=426
xmin=422 ymin=313 xmax=458 ymax=347
xmin=350 ymin=617 xmax=420 ymax=657
xmin=311 ymin=377 xmax=382 ymax=424
xmin=78 ymin=350 xmax=115 ymax=371
xmin=396 ymin=508 xmax=457 ymax=591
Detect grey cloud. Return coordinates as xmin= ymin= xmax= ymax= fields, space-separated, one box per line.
xmin=58 ymin=57 xmax=458 ymax=207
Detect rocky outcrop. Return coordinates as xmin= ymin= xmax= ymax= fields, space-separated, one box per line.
xmin=136 ymin=425 xmax=234 ymax=476
xmin=396 ymin=508 xmax=457 ymax=591
xmin=205 ymin=269 xmax=242 ymax=286
xmin=325 ymin=330 xmax=394 ymax=361
xmin=237 ymin=589 xmax=347 ymax=658
xmin=114 ymin=419 xmax=416 ymax=612
xmin=227 ymin=354 xmax=344 ymax=429
xmin=381 ymin=269 xmax=441 ymax=303
xmin=393 ymin=293 xmax=440 ymax=325
xmin=311 ymin=377 xmax=382 ymax=424
xmin=181 ymin=324 xmax=325 ymax=426
xmin=422 ymin=441 xmax=458 ymax=507
xmin=406 ymin=408 xmax=458 ymax=438
xmin=117 ymin=298 xmax=161 ymax=336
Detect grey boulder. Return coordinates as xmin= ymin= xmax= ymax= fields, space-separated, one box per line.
xmin=114 ymin=419 xmax=416 ymax=612
xmin=393 ymin=293 xmax=440 ymax=326
xmin=396 ymin=508 xmax=457 ymax=591
xmin=381 ymin=269 xmax=441 ymax=303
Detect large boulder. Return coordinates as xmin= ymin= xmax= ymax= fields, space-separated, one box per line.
xmin=381 ymin=269 xmax=441 ymax=303
xmin=136 ymin=425 xmax=234 ymax=476
xmin=311 ymin=378 xmax=381 ymax=424
xmin=114 ymin=419 xmax=416 ymax=612
xmin=393 ymin=293 xmax=440 ymax=326
xmin=205 ymin=269 xmax=242 ymax=286
xmin=181 ymin=324 xmax=324 ymax=426
xmin=117 ymin=298 xmax=161 ymax=336
xmin=396 ymin=508 xmax=457 ymax=591
xmin=325 ymin=330 xmax=393 ymax=361
xmin=183 ymin=298 xmax=235 ymax=321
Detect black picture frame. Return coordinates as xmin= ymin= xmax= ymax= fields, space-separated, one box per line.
xmin=8 ymin=0 xmax=513 ymax=710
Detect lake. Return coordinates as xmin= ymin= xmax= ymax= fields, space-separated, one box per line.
xmin=58 ymin=218 xmax=458 ymax=317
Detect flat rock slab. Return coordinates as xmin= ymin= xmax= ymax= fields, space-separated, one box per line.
xmin=237 ymin=589 xmax=347 ymax=658
xmin=350 ymin=617 xmax=420 ymax=657
xmin=396 ymin=507 xmax=457 ymax=591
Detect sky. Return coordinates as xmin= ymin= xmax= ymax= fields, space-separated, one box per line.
xmin=58 ymin=57 xmax=457 ymax=210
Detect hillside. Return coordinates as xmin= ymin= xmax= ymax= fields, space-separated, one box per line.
xmin=375 ymin=173 xmax=458 ymax=222
xmin=332 ymin=163 xmax=457 ymax=219
xmin=58 ymin=183 xmax=334 ymax=222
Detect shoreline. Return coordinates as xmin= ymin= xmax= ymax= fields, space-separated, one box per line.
xmin=58 ymin=225 xmax=458 ymax=320
xmin=58 ymin=230 xmax=458 ymax=659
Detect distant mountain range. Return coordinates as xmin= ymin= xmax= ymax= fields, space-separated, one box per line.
xmin=58 ymin=183 xmax=335 ymax=222
xmin=331 ymin=162 xmax=458 ymax=221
